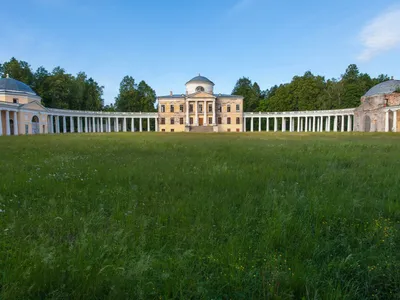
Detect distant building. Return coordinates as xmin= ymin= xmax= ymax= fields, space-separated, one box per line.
xmin=157 ymin=75 xmax=244 ymax=132
xmin=1 ymin=74 xmax=400 ymax=136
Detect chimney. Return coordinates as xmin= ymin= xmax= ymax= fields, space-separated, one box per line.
xmin=170 ymin=91 xmax=173 ymax=96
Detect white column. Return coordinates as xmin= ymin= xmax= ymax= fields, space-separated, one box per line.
xmin=5 ymin=110 xmax=10 ymax=135
xmin=92 ymin=117 xmax=96 ymax=133
xmin=317 ymin=117 xmax=320 ymax=132
xmin=392 ymin=111 xmax=398 ymax=132
xmin=334 ymin=116 xmax=338 ymax=132
xmin=123 ymin=117 xmax=127 ymax=132
xmin=100 ymin=117 xmax=103 ymax=133
xmin=131 ymin=118 xmax=134 ymax=132
xmin=250 ymin=117 xmax=254 ymax=132
xmin=347 ymin=115 xmax=351 ymax=132
xmin=297 ymin=117 xmax=300 ymax=132
xmin=84 ymin=117 xmax=87 ymax=133
xmin=147 ymin=117 xmax=150 ymax=131
xmin=195 ymin=101 xmax=198 ymax=126
xmin=274 ymin=117 xmax=277 ymax=132
xmin=266 ymin=118 xmax=269 ymax=132
xmin=300 ymin=117 xmax=303 ymax=132
xmin=0 ymin=110 xmax=2 ymax=136
xmin=97 ymin=118 xmax=100 ymax=132
xmin=203 ymin=100 xmax=207 ymax=126
xmin=62 ymin=116 xmax=66 ymax=133
xmin=326 ymin=116 xmax=330 ymax=132
xmin=139 ymin=118 xmax=143 ymax=132
xmin=116 ymin=118 xmax=119 ymax=132
xmin=348 ymin=115 xmax=353 ymax=132
xmin=77 ymin=117 xmax=81 ymax=133
xmin=243 ymin=117 xmax=246 ymax=132
xmin=13 ymin=111 xmax=18 ymax=135
xmin=259 ymin=117 xmax=261 ymax=132
xmin=282 ymin=117 xmax=286 ymax=132
xmin=56 ymin=116 xmax=60 ymax=133
xmin=312 ymin=116 xmax=315 ymax=132
xmin=186 ymin=101 xmax=190 ymax=125
xmin=48 ymin=116 xmax=53 ymax=133
xmin=155 ymin=118 xmax=158 ymax=132
xmin=320 ymin=117 xmax=323 ymax=132
xmin=385 ymin=111 xmax=389 ymax=132
xmin=305 ymin=117 xmax=308 ymax=132
xmin=70 ymin=116 xmax=74 ymax=133
xmin=289 ymin=117 xmax=293 ymax=132
xmin=212 ymin=100 xmax=216 ymax=125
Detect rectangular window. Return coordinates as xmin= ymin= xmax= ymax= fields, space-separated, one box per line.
xmin=208 ymin=103 xmax=213 ymax=112
xmin=170 ymin=105 xmax=174 ymax=113
xmin=199 ymin=104 xmax=203 ymax=113
xmin=236 ymin=104 xmax=240 ymax=112
xmin=236 ymin=128 xmax=240 ymax=132
xmin=190 ymin=117 xmax=193 ymax=125
xmin=170 ymin=118 xmax=174 ymax=125
xmin=208 ymin=117 xmax=212 ymax=125
xmin=218 ymin=105 xmax=222 ymax=112
xmin=218 ymin=117 xmax=222 ymax=125
xmin=227 ymin=105 xmax=231 ymax=113
xmin=13 ymin=98 xmax=19 ymax=104
xmin=25 ymin=124 xmax=29 ymax=134
xmin=227 ymin=117 xmax=231 ymax=124
xmin=227 ymin=129 xmax=231 ymax=132
xmin=161 ymin=105 xmax=165 ymax=113
xmin=43 ymin=125 xmax=45 ymax=133
xmin=171 ymin=129 xmax=174 ymax=132
xmin=189 ymin=104 xmax=193 ymax=113
xmin=236 ymin=117 xmax=240 ymax=124
xmin=180 ymin=118 xmax=184 ymax=125
xmin=161 ymin=118 xmax=165 ymax=125
xmin=162 ymin=129 xmax=165 ymax=132
xmin=179 ymin=104 xmax=184 ymax=112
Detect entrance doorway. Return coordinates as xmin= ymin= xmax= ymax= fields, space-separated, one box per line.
xmin=199 ymin=118 xmax=203 ymax=126
xmin=32 ymin=116 xmax=40 ymax=134
xmin=9 ymin=119 xmax=14 ymax=135
xmin=364 ymin=116 xmax=371 ymax=132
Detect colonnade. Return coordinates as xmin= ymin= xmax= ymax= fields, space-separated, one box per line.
xmin=0 ymin=109 xmax=19 ymax=136
xmin=47 ymin=113 xmax=158 ymax=134
xmin=244 ymin=110 xmax=355 ymax=133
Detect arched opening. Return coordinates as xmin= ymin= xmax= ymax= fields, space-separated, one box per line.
xmin=32 ymin=116 xmax=40 ymax=134
xmin=9 ymin=119 xmax=14 ymax=135
xmin=364 ymin=115 xmax=371 ymax=132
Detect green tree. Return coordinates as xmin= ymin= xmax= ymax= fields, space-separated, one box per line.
xmin=232 ymin=77 xmax=261 ymax=112
xmin=0 ymin=57 xmax=34 ymax=86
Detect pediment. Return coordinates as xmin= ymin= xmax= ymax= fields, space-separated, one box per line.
xmin=21 ymin=101 xmax=47 ymax=111
xmin=187 ymin=91 xmax=216 ymax=98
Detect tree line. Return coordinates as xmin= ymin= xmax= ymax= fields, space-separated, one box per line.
xmin=233 ymin=64 xmax=391 ymax=112
xmin=1 ymin=58 xmax=392 ymax=113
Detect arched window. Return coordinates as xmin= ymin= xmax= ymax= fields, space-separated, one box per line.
xmin=32 ymin=116 xmax=40 ymax=134
xmin=196 ymin=86 xmax=205 ymax=92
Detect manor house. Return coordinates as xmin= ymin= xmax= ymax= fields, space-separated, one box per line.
xmin=0 ymin=75 xmax=400 ymax=136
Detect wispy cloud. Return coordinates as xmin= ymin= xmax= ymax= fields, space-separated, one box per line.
xmin=357 ymin=7 xmax=400 ymax=61
xmin=228 ymin=0 xmax=255 ymax=15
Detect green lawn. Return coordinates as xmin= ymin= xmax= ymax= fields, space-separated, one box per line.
xmin=0 ymin=133 xmax=399 ymax=299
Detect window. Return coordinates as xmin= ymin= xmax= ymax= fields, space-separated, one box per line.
xmin=208 ymin=117 xmax=212 ymax=125
xmin=171 ymin=129 xmax=174 ymax=132
xmin=180 ymin=118 xmax=184 ymax=125
xmin=170 ymin=105 xmax=174 ymax=113
xmin=189 ymin=104 xmax=193 ymax=113
xmin=190 ymin=117 xmax=193 ymax=125
xmin=179 ymin=104 xmax=184 ymax=112
xmin=236 ymin=128 xmax=240 ymax=132
xmin=25 ymin=124 xmax=29 ymax=134
xmin=161 ymin=105 xmax=165 ymax=112
xmin=170 ymin=118 xmax=175 ymax=125
xmin=43 ymin=125 xmax=45 ymax=133
xmin=227 ymin=105 xmax=231 ymax=113
xmin=236 ymin=104 xmax=240 ymax=112
xmin=227 ymin=129 xmax=231 ymax=132
xmin=218 ymin=117 xmax=222 ymax=125
xmin=162 ymin=129 xmax=165 ymax=132
xmin=218 ymin=105 xmax=222 ymax=112
xmin=236 ymin=117 xmax=240 ymax=124
xmin=13 ymin=98 xmax=18 ymax=104
xmin=196 ymin=86 xmax=205 ymax=92
xmin=199 ymin=104 xmax=203 ymax=113
xmin=208 ymin=103 xmax=213 ymax=112
xmin=161 ymin=118 xmax=165 ymax=125
xmin=227 ymin=117 xmax=231 ymax=124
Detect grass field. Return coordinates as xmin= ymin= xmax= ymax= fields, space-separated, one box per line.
xmin=0 ymin=133 xmax=399 ymax=299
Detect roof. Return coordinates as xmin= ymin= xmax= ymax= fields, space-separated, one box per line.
xmin=158 ymin=94 xmax=186 ymax=99
xmin=158 ymin=93 xmax=242 ymax=99
xmin=186 ymin=75 xmax=215 ymax=85
xmin=0 ymin=77 xmax=36 ymax=95
xmin=364 ymin=80 xmax=400 ymax=97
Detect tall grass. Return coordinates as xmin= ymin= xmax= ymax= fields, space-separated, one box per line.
xmin=0 ymin=133 xmax=399 ymax=299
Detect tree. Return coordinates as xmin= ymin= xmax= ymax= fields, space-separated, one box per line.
xmin=232 ymin=77 xmax=261 ymax=112
xmin=0 ymin=57 xmax=34 ymax=86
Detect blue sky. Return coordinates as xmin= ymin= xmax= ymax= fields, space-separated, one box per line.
xmin=2 ymin=0 xmax=400 ymax=104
